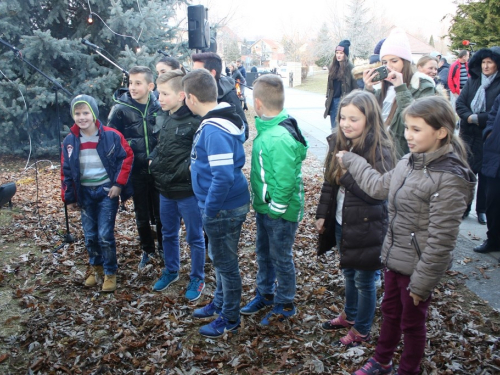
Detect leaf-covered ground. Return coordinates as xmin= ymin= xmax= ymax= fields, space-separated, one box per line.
xmin=0 ymin=112 xmax=500 ymax=374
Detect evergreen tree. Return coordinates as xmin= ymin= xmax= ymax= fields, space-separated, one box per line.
xmin=313 ymin=23 xmax=335 ymax=67
xmin=0 ymin=0 xmax=188 ymax=156
xmin=344 ymin=0 xmax=372 ymax=60
xmin=448 ymin=0 xmax=500 ymax=50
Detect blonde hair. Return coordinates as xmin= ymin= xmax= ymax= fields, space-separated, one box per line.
xmin=416 ymin=55 xmax=438 ymax=69
xmin=156 ymin=69 xmax=185 ymax=93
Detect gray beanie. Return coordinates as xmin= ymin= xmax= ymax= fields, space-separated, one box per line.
xmin=70 ymin=94 xmax=99 ymax=120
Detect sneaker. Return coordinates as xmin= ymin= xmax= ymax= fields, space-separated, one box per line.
xmin=185 ymin=278 xmax=205 ymax=301
xmin=138 ymin=252 xmax=153 ymax=271
xmin=321 ymin=312 xmax=354 ymax=331
xmin=335 ymin=328 xmax=371 ymax=348
xmin=352 ymin=358 xmax=393 ymax=375
xmin=85 ymin=265 xmax=104 ymax=287
xmin=193 ymin=301 xmax=221 ymax=318
xmin=260 ymin=303 xmax=295 ymax=326
xmin=102 ymin=274 xmax=117 ymax=292
xmin=199 ymin=315 xmax=240 ymax=338
xmin=240 ymin=290 xmax=274 ymax=315
xmin=152 ymin=270 xmax=179 ymax=291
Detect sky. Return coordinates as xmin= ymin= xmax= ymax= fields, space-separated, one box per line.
xmin=194 ymin=0 xmax=458 ymax=46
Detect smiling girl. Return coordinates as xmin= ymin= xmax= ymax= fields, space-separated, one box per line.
xmin=338 ymin=96 xmax=476 ymax=375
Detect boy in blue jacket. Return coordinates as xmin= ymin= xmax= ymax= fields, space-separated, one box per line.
xmin=182 ymin=69 xmax=250 ymax=338
xmin=61 ymin=95 xmax=134 ymax=292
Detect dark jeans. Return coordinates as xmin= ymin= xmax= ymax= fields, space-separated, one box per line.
xmin=80 ymin=184 xmax=119 ymax=275
xmin=131 ymin=173 xmax=161 ymax=254
xmin=329 ymin=97 xmax=341 ymax=130
xmin=374 ymin=270 xmax=432 ymax=375
xmin=485 ymin=176 xmax=500 ymax=245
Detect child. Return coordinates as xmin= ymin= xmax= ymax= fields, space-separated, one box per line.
xmin=316 ymin=90 xmax=394 ymax=347
xmin=107 ymin=66 xmax=162 ymax=270
xmin=240 ymin=74 xmax=308 ymax=325
xmin=61 ymin=95 xmax=134 ymax=292
xmin=182 ymin=69 xmax=250 ymax=338
xmin=363 ymin=28 xmax=436 ymax=158
xmin=337 ymin=96 xmax=475 ymax=375
xmin=148 ymin=70 xmax=206 ymax=301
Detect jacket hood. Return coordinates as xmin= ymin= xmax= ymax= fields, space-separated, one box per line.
xmin=201 ymin=102 xmax=246 ymax=142
xmin=410 ymin=71 xmax=435 ymax=90
xmin=352 ymin=61 xmax=381 ymax=80
xmin=218 ymin=76 xmax=236 ymax=99
xmin=438 ymin=61 xmax=450 ymax=71
xmin=170 ymin=103 xmax=196 ymax=120
xmin=255 ymin=110 xmax=308 ymax=149
xmin=468 ymin=46 xmax=500 ymax=79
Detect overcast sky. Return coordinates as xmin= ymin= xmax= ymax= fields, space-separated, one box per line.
xmin=197 ymin=0 xmax=458 ymax=43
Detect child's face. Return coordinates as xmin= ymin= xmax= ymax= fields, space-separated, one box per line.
xmin=418 ymin=60 xmax=438 ymax=78
xmin=156 ymin=62 xmax=173 ymax=76
xmin=405 ymin=115 xmax=445 ymax=153
xmin=73 ymin=103 xmax=96 ymax=133
xmin=128 ymin=73 xmax=154 ymax=104
xmin=157 ymin=81 xmax=184 ymax=112
xmin=339 ymin=104 xmax=366 ymax=143
xmin=382 ymin=55 xmax=404 ymax=74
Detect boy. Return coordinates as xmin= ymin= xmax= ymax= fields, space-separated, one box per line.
xmin=148 ymin=70 xmax=206 ymax=301
xmin=108 ymin=66 xmax=162 ymax=270
xmin=240 ymin=75 xmax=308 ymax=325
xmin=61 ymin=95 xmax=134 ymax=292
xmin=182 ymin=69 xmax=250 ymax=338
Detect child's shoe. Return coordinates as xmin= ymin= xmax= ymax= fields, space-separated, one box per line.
xmin=320 ymin=312 xmax=354 ymax=331
xmin=199 ymin=315 xmax=240 ymax=338
xmin=85 ymin=265 xmax=104 ymax=287
xmin=335 ymin=327 xmax=371 ymax=348
xmin=260 ymin=303 xmax=295 ymax=326
xmin=185 ymin=278 xmax=205 ymax=301
xmin=240 ymin=290 xmax=274 ymax=315
xmin=138 ymin=251 xmax=156 ymax=271
xmin=152 ymin=270 xmax=179 ymax=291
xmin=102 ymin=275 xmax=117 ymax=292
xmin=193 ymin=301 xmax=221 ymax=318
xmin=352 ymin=358 xmax=393 ymax=375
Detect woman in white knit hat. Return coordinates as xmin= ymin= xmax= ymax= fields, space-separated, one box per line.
xmin=363 ymin=28 xmax=437 ymax=158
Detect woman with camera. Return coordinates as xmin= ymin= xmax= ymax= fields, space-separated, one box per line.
xmin=363 ymin=28 xmax=437 ymax=158
xmin=324 ymin=40 xmax=358 ymax=130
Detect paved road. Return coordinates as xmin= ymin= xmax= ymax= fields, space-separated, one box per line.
xmin=247 ymin=86 xmax=500 ymax=310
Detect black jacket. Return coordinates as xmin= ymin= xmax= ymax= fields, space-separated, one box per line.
xmin=149 ymin=105 xmax=201 ymax=199
xmin=323 ymin=61 xmax=357 ymax=118
xmin=483 ymin=93 xmax=500 ymax=178
xmin=456 ymin=46 xmax=500 ymax=173
xmin=218 ymin=76 xmax=249 ymax=140
xmin=437 ymin=61 xmax=450 ymax=90
xmin=316 ymin=133 xmax=394 ymax=270
xmin=107 ymin=89 xmax=161 ymax=175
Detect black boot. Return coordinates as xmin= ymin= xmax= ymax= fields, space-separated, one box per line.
xmin=473 ymin=240 xmax=499 ymax=253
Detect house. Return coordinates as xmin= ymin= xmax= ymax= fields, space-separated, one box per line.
xmin=249 ymin=39 xmax=286 ymax=68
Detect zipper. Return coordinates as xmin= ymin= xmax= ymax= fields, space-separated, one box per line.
xmin=410 ymin=232 xmax=422 ymax=259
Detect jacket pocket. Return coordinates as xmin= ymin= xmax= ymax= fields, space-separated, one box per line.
xmin=410 ymin=232 xmax=422 ymax=259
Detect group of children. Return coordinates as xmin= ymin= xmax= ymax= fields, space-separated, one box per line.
xmin=61 ymin=47 xmax=476 ymax=374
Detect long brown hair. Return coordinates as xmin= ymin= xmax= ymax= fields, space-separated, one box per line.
xmin=328 ymin=57 xmax=348 ymax=81
xmin=325 ymin=90 xmax=395 ymax=184
xmin=403 ymin=96 xmax=469 ymax=164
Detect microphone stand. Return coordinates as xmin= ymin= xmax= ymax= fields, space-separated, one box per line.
xmin=82 ymin=41 xmax=129 ymax=87
xmin=0 ymin=37 xmax=75 ymax=251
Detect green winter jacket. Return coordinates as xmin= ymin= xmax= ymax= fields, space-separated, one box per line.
xmin=250 ymin=110 xmax=309 ymax=222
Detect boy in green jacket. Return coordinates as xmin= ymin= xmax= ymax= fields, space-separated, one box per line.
xmin=240 ymin=75 xmax=308 ymax=325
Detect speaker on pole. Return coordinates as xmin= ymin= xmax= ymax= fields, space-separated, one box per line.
xmin=188 ymin=5 xmax=210 ymax=50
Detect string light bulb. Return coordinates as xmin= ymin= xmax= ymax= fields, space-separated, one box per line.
xmin=87 ymin=14 xmax=93 ymax=24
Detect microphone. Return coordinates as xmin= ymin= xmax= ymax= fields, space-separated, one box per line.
xmin=81 ymin=38 xmax=100 ymax=50
xmin=157 ymin=50 xmax=170 ymax=57
xmin=462 ymin=40 xmax=476 ymax=46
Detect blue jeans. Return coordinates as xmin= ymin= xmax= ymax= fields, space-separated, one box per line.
xmin=160 ymin=194 xmax=205 ymax=280
xmin=202 ymin=203 xmax=249 ymax=321
xmin=80 ymin=184 xmax=119 ymax=275
xmin=255 ymin=213 xmax=299 ymax=305
xmin=329 ymin=97 xmax=341 ymax=130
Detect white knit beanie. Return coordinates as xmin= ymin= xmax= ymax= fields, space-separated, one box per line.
xmin=380 ymin=28 xmax=412 ymax=62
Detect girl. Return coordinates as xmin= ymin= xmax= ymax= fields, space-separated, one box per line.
xmin=363 ymin=28 xmax=436 ymax=158
xmin=338 ymin=96 xmax=476 ymax=375
xmin=316 ymin=90 xmax=395 ymax=347
xmin=324 ymin=39 xmax=358 ymax=130
xmin=156 ymin=56 xmax=185 ymax=76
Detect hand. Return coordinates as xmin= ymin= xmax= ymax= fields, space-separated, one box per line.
xmin=66 ymin=203 xmax=78 ymax=211
xmin=336 ymin=150 xmax=348 ymax=170
xmin=385 ymin=67 xmax=404 ymax=87
xmin=363 ymin=68 xmax=378 ymax=91
xmin=316 ymin=218 xmax=325 ymax=234
xmin=410 ymin=292 xmax=424 ymax=306
xmin=108 ymin=186 xmax=122 ymax=199
xmin=149 ymin=160 xmax=152 ymax=166
xmin=467 ymin=115 xmax=473 ymax=124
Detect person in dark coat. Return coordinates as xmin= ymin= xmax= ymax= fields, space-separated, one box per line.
xmin=456 ymin=46 xmax=500 ymax=224
xmin=473 ymin=93 xmax=500 ymax=255
xmin=437 ymin=57 xmax=450 ymax=93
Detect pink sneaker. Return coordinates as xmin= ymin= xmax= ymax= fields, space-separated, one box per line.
xmin=320 ymin=312 xmax=354 ymax=331
xmin=335 ymin=328 xmax=371 ymax=348
xmin=352 ymin=358 xmax=393 ymax=374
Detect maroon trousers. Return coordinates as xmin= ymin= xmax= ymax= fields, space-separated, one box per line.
xmin=374 ymin=270 xmax=432 ymax=375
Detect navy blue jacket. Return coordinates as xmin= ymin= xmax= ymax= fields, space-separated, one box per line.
xmin=61 ymin=120 xmax=134 ymax=204
xmin=483 ymin=94 xmax=500 ymax=178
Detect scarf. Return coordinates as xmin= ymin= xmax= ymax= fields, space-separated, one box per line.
xmin=471 ymin=72 xmax=497 ymax=113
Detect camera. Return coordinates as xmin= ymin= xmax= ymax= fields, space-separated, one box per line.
xmin=372 ymin=66 xmax=388 ymax=82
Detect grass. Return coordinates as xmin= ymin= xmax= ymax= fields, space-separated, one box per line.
xmin=295 ymin=70 xmax=328 ymax=95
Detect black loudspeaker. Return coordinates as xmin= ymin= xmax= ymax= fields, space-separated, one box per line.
xmin=0 ymin=182 xmax=16 ymax=208
xmin=188 ymin=5 xmax=209 ymax=50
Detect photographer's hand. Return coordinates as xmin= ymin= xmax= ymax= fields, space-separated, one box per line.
xmin=363 ymin=68 xmax=377 ymax=91
xmin=386 ymin=67 xmax=404 ymax=87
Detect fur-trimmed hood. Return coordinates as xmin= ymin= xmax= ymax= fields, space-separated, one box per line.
xmin=352 ymin=62 xmax=382 ymax=80
xmin=411 ymin=71 xmax=448 ymax=100
xmin=468 ymin=46 xmax=500 ymax=79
